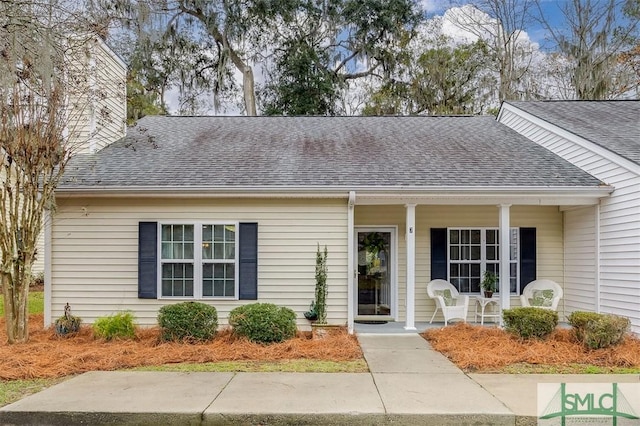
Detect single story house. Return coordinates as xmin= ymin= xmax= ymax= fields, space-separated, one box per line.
xmin=45 ymin=102 xmax=637 ymax=333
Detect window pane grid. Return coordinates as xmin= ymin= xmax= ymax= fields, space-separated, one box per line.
xmin=161 ymin=263 xmax=194 ymax=297
xmin=202 ymin=225 xmax=236 ymax=260
xmin=161 ymin=225 xmax=194 ymax=260
xmin=448 ymin=228 xmax=519 ymax=294
xmin=160 ymin=223 xmax=237 ymax=299
xmin=202 ymin=263 xmax=235 ymax=297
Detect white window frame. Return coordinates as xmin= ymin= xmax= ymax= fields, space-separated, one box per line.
xmin=158 ymin=221 xmax=240 ymax=300
xmin=447 ymin=227 xmax=520 ymax=294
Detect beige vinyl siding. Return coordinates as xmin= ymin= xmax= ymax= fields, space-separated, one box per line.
xmin=355 ymin=205 xmax=564 ymax=323
xmin=50 ymin=197 xmax=348 ymax=327
xmin=32 ymin=230 xmax=44 ymax=274
xmin=0 ymin=167 xmax=44 ymax=274
xmin=500 ymin=106 xmax=640 ymax=333
xmin=67 ymin=38 xmax=126 ymax=155
xmin=564 ymin=206 xmax=597 ymax=314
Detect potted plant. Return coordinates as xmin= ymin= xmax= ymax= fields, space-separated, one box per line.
xmin=54 ymin=303 xmax=82 ymax=336
xmin=303 ymin=301 xmax=318 ymax=321
xmin=481 ymin=270 xmax=497 ymax=298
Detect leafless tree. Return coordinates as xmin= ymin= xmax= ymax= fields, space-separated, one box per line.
xmin=450 ymin=0 xmax=536 ymax=102
xmin=0 ymin=0 xmax=106 ymax=343
xmin=536 ymin=0 xmax=640 ymax=99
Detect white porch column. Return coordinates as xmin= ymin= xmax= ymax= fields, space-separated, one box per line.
xmin=405 ymin=204 xmax=417 ymax=330
xmin=499 ymin=204 xmax=511 ymax=324
xmin=347 ymin=191 xmax=356 ymax=334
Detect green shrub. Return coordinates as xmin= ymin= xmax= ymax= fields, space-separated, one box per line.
xmin=228 ymin=303 xmax=297 ymax=344
xmin=157 ymin=302 xmax=218 ymax=342
xmin=568 ymin=311 xmax=630 ymax=349
xmin=567 ymin=311 xmax=602 ymax=342
xmin=502 ymin=307 xmax=558 ymax=339
xmin=93 ymin=311 xmax=136 ymax=340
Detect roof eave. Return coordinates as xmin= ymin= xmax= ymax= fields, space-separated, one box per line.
xmin=55 ymin=185 xmax=613 ymax=206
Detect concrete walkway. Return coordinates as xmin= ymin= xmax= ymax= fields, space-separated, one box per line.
xmin=1 ymin=334 xmax=639 ymax=425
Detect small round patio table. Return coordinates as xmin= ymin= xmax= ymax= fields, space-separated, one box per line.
xmin=474 ymin=295 xmax=500 ymax=325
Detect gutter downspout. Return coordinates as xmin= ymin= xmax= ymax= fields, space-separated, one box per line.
xmin=44 ymin=210 xmax=52 ymax=327
xmin=347 ymin=191 xmax=356 ymax=334
xmin=595 ymin=204 xmax=601 ymax=313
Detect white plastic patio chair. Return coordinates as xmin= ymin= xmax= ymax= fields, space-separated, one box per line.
xmin=520 ymin=279 xmax=563 ymax=311
xmin=427 ymin=279 xmax=469 ymax=326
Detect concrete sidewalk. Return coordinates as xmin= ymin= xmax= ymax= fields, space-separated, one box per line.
xmin=1 ymin=334 xmax=639 ymax=425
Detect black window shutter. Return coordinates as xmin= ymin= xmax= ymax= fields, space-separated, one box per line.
xmin=519 ymin=227 xmax=537 ymax=293
xmin=138 ymin=222 xmax=158 ymax=299
xmin=430 ymin=228 xmax=448 ymax=280
xmin=239 ymin=222 xmax=258 ymax=300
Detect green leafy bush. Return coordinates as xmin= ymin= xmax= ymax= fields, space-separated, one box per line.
xmin=157 ymin=302 xmax=218 ymax=342
xmin=92 ymin=311 xmax=136 ymax=340
xmin=502 ymin=307 xmax=558 ymax=339
xmin=228 ymin=303 xmax=297 ymax=344
xmin=567 ymin=311 xmax=602 ymax=342
xmin=568 ymin=311 xmax=630 ymax=349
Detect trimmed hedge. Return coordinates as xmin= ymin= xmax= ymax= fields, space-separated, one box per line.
xmin=502 ymin=307 xmax=558 ymax=340
xmin=567 ymin=311 xmax=602 ymax=342
xmin=229 ymin=303 xmax=297 ymax=344
xmin=158 ymin=302 xmax=218 ymax=342
xmin=568 ymin=311 xmax=630 ymax=349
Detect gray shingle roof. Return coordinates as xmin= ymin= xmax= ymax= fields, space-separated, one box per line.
xmin=507 ymin=100 xmax=640 ymax=166
xmin=60 ymin=115 xmax=603 ymax=189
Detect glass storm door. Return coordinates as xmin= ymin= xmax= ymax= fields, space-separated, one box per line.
xmin=357 ymin=230 xmax=393 ymax=316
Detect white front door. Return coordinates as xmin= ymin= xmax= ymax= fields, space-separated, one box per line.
xmin=355 ymin=228 xmax=396 ymax=319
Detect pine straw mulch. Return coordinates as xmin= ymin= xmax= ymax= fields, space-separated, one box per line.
xmin=0 ymin=314 xmax=362 ymax=381
xmin=423 ymin=322 xmax=640 ymax=372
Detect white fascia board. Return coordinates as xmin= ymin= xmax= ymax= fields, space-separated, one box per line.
xmin=55 ymin=185 xmax=613 ymax=205
xmin=500 ymin=102 xmax=640 ymax=176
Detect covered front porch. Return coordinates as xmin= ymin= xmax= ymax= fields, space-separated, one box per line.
xmin=344 ymin=188 xmax=611 ymax=334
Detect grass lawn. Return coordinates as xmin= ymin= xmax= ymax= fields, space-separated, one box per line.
xmin=0 ymin=291 xmax=44 ymax=316
xmin=0 ymin=290 xmax=48 ymax=407
xmin=0 ymin=378 xmax=67 ymax=408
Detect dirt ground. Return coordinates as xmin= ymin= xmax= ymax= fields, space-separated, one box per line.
xmin=3 ymin=315 xmax=639 ymax=380
xmin=0 ymin=314 xmax=362 ymax=380
xmin=423 ymin=322 xmax=640 ymax=372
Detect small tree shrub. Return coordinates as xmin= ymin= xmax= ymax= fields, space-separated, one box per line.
xmin=228 ymin=303 xmax=297 ymax=344
xmin=568 ymin=311 xmax=630 ymax=349
xmin=502 ymin=307 xmax=558 ymax=339
xmin=158 ymin=302 xmax=218 ymax=342
xmin=314 ymin=245 xmax=328 ymax=324
xmin=93 ymin=311 xmax=136 ymax=340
